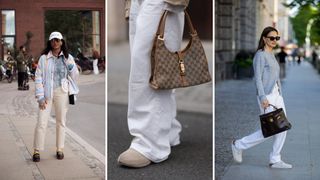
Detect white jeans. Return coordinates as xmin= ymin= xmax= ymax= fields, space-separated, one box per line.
xmin=33 ymin=87 xmax=69 ymax=150
xmin=235 ymin=84 xmax=287 ymax=163
xmin=127 ymin=0 xmax=184 ymax=162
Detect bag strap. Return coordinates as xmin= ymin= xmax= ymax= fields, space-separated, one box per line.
xmin=156 ymin=10 xmax=197 ymax=40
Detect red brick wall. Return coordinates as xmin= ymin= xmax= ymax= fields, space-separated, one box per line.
xmin=0 ymin=0 xmax=105 ymax=58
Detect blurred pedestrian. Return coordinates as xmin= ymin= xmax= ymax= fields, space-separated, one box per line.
xmin=30 ymin=58 xmax=38 ymax=81
xmin=5 ymin=51 xmax=14 ymax=63
xmin=32 ymin=31 xmax=79 ymax=162
xmin=297 ymin=48 xmax=304 ymax=65
xmin=231 ymin=27 xmax=292 ymax=169
xmin=312 ymin=49 xmax=318 ymax=65
xmin=117 ymin=0 xmax=189 ymax=168
xmin=291 ymin=48 xmax=298 ymax=66
xmin=4 ymin=51 xmax=16 ymax=82
xmin=16 ymin=45 xmax=28 ymax=90
xmin=92 ymin=49 xmax=100 ymax=75
xmin=277 ymin=46 xmax=287 ymax=79
xmin=297 ymin=54 xmax=302 ymax=65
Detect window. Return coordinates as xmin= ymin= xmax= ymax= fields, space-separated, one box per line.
xmin=45 ymin=10 xmax=101 ymax=58
xmin=1 ymin=10 xmax=16 ymax=61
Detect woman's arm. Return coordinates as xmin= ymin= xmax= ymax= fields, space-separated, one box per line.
xmin=66 ymin=55 xmax=79 ymax=81
xmin=35 ymin=55 xmax=45 ymax=102
xmin=253 ymin=52 xmax=267 ymax=102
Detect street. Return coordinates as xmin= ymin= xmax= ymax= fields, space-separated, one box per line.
xmin=67 ymin=74 xmax=105 ymax=155
xmin=107 ymin=41 xmax=213 ymax=179
xmin=108 ymin=103 xmax=212 ymax=180
xmin=216 ymin=61 xmax=320 ymax=180
xmin=0 ymin=73 xmax=105 ymax=180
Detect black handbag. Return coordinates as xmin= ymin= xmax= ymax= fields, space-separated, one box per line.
xmin=69 ymin=94 xmax=75 ymax=105
xmin=259 ymin=104 xmax=292 ymax=138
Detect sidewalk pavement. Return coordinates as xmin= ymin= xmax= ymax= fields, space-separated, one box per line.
xmin=0 ymin=74 xmax=105 ymax=180
xmin=220 ymin=61 xmax=320 ymax=180
xmin=108 ymin=41 xmax=213 ymax=114
xmin=108 ymin=103 xmax=212 ymax=180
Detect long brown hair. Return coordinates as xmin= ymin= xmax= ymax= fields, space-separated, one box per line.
xmin=92 ymin=49 xmax=100 ymax=59
xmin=41 ymin=39 xmax=69 ymax=58
xmin=257 ymin=26 xmax=278 ymax=51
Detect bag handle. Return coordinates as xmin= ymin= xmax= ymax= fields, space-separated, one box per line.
xmin=156 ymin=10 xmax=197 ymax=40
xmin=263 ymin=104 xmax=278 ymax=113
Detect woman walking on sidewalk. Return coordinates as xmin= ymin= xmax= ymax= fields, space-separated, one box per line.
xmin=231 ymin=27 xmax=292 ymax=169
xmin=117 ymin=0 xmax=188 ymax=168
xmin=32 ymin=32 xmax=79 ymax=162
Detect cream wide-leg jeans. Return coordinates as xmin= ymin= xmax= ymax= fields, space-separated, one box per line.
xmin=235 ymin=84 xmax=288 ymax=164
xmin=33 ymin=87 xmax=69 ymax=150
xmin=127 ymin=0 xmax=184 ymax=162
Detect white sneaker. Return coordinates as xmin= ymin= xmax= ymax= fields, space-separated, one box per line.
xmin=231 ymin=140 xmax=242 ymax=163
xmin=269 ymin=161 xmax=293 ymax=169
xmin=117 ymin=148 xmax=151 ymax=168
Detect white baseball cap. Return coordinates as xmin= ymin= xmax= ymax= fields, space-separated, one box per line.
xmin=49 ymin=31 xmax=63 ymax=40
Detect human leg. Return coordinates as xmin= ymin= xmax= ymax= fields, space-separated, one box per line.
xmin=33 ymin=99 xmax=53 ymax=150
xmin=53 ymin=87 xmax=69 ymax=154
xmin=120 ymin=0 xmax=184 ymax=165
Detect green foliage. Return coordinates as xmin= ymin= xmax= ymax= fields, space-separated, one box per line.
xmin=234 ymin=58 xmax=253 ymax=68
xmin=233 ymin=50 xmax=254 ymax=68
xmin=289 ymin=2 xmax=320 ymax=46
xmin=45 ymin=10 xmax=94 ymax=56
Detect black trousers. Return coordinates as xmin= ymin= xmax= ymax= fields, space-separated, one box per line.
xmin=18 ymin=72 xmax=27 ymax=87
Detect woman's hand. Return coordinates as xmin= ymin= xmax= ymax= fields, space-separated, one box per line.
xmin=38 ymin=98 xmax=47 ymax=110
xmin=261 ymin=99 xmax=269 ymax=109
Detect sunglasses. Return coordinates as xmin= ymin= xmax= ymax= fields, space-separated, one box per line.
xmin=50 ymin=38 xmax=61 ymax=42
xmin=266 ymin=36 xmax=280 ymax=41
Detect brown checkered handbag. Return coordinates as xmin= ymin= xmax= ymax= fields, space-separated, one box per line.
xmin=149 ymin=10 xmax=212 ymax=90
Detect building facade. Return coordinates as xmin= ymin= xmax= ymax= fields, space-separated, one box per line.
xmin=215 ymin=0 xmax=259 ymax=81
xmin=215 ymin=0 xmax=292 ymax=82
xmin=0 ymin=0 xmax=105 ymax=60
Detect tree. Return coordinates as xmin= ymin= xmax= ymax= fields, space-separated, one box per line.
xmin=45 ymin=10 xmax=94 ymax=56
xmin=290 ymin=4 xmax=320 ymax=46
xmin=286 ymin=0 xmax=320 ymax=46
